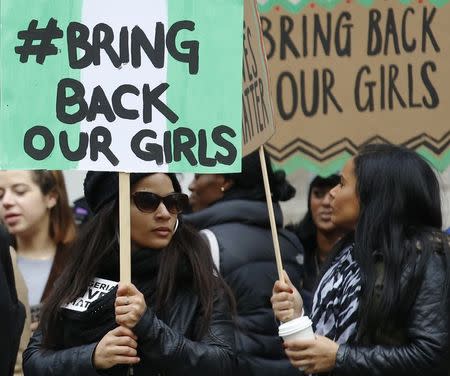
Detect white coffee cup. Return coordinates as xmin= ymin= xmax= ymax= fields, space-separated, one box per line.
xmin=279 ymin=316 xmax=315 ymax=371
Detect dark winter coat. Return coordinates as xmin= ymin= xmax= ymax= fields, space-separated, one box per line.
xmin=0 ymin=225 xmax=25 ymax=376
xmin=24 ymin=286 xmax=235 ymax=376
xmin=185 ymin=199 xmax=304 ymax=376
xmin=335 ymin=248 xmax=449 ymax=376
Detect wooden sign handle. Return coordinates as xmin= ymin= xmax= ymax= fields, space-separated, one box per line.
xmin=259 ymin=146 xmax=285 ymax=283
xmin=119 ymin=172 xmax=131 ymax=283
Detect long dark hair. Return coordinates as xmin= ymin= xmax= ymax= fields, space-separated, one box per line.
xmin=40 ymin=175 xmax=234 ymax=347
xmin=352 ymin=144 xmax=449 ymax=340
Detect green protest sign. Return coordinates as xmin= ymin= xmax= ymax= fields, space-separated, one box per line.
xmin=1 ymin=0 xmax=243 ymax=172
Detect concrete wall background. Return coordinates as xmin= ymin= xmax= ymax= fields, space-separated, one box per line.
xmin=64 ymin=166 xmax=450 ymax=230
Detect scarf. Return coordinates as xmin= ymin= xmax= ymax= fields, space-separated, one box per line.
xmin=311 ymin=244 xmax=361 ymax=345
xmin=61 ymin=248 xmax=193 ymax=348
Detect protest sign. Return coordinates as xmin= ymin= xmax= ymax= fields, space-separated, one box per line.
xmin=243 ymin=0 xmax=276 ymax=156
xmin=1 ymin=0 xmax=243 ymax=173
xmin=242 ymin=1 xmax=284 ymax=278
xmin=63 ymin=277 xmax=118 ymax=312
xmin=258 ymin=0 xmax=450 ymax=175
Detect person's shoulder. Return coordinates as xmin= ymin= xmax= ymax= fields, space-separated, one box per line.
xmin=420 ymin=238 xmax=449 ymax=292
xmin=419 ymin=232 xmax=449 ymax=273
xmin=426 ymin=231 xmax=449 ymax=257
xmin=410 ymin=231 xmax=449 ymax=254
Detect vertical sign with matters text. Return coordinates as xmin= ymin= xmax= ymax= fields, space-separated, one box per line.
xmin=243 ymin=0 xmax=275 ymax=156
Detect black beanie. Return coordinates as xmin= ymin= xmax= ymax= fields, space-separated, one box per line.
xmin=83 ymin=172 xmax=182 ymax=214
xmin=224 ymin=149 xmax=296 ymax=202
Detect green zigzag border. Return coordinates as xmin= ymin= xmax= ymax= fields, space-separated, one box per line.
xmin=271 ymin=148 xmax=450 ymax=176
xmin=257 ymin=0 xmax=449 ymax=13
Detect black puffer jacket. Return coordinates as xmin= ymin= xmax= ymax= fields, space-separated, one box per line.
xmin=185 ymin=199 xmax=304 ymax=376
xmin=335 ymin=249 xmax=449 ymax=376
xmin=23 ymin=286 xmax=235 ymax=376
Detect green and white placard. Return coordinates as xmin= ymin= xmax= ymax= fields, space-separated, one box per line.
xmin=1 ymin=0 xmax=243 ymax=172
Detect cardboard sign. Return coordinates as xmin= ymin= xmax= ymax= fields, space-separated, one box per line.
xmin=242 ymin=0 xmax=276 ymax=156
xmin=62 ymin=277 xmax=118 ymax=312
xmin=1 ymin=0 xmax=243 ymax=173
xmin=258 ymin=0 xmax=450 ymax=174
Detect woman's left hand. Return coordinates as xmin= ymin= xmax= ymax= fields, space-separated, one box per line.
xmin=115 ymin=282 xmax=147 ymax=329
xmin=283 ymin=335 xmax=339 ymax=374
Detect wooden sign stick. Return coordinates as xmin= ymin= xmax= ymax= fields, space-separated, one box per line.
xmin=259 ymin=146 xmax=285 ymax=283
xmin=119 ymin=172 xmax=131 ymax=283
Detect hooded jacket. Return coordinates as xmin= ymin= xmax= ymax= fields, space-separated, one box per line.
xmin=185 ymin=199 xmax=304 ymax=376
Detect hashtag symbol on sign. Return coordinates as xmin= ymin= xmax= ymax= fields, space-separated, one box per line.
xmin=15 ymin=18 xmax=63 ymax=64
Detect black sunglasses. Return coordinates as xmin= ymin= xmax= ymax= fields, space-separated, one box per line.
xmin=131 ymin=191 xmax=188 ymax=214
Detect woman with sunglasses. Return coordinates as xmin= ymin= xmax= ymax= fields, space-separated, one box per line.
xmin=23 ymin=172 xmax=236 ymax=376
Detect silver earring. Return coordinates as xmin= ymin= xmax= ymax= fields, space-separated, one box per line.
xmin=173 ymin=218 xmax=179 ymax=233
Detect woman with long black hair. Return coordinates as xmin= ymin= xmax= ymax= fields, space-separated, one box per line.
xmin=23 ymin=172 xmax=235 ymax=376
xmin=272 ymin=144 xmax=449 ymax=375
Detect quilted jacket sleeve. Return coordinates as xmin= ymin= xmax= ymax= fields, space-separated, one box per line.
xmin=133 ymin=290 xmax=236 ymax=376
xmin=23 ymin=330 xmax=100 ymax=376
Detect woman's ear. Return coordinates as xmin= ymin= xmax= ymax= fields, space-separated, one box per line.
xmin=46 ymin=191 xmax=58 ymax=210
xmin=221 ymin=178 xmax=234 ymax=193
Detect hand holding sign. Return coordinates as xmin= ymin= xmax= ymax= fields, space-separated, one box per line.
xmin=115 ymin=282 xmax=147 ymax=329
xmin=93 ymin=326 xmax=139 ymax=370
xmin=271 ymin=270 xmax=303 ymax=322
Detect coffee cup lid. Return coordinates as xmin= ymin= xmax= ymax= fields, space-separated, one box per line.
xmin=278 ymin=316 xmax=313 ymax=337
